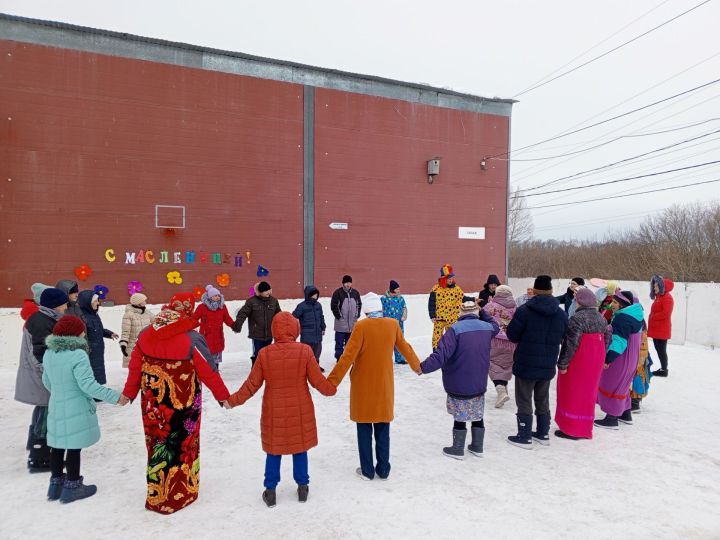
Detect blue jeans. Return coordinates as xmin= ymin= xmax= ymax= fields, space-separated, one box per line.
xmin=394 ymin=322 xmax=406 ymax=364
xmin=251 ymin=339 xmax=272 ymax=365
xmin=334 ymin=332 xmax=351 ymax=360
xmin=264 ymin=452 xmax=309 ymax=489
xmin=356 ymin=422 xmax=390 ymax=479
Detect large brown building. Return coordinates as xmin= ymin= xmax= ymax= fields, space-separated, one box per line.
xmin=0 ymin=14 xmax=513 ymax=307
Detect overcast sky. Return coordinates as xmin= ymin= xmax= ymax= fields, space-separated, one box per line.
xmin=3 ymin=0 xmax=719 ymax=240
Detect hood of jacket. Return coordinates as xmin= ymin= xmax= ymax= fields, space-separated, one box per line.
xmin=525 ymin=294 xmax=562 ymax=317
xmin=78 ymin=290 xmax=97 ymax=314
xmin=55 ymin=280 xmax=79 ymax=296
xmin=304 ymin=285 xmax=320 ymax=302
xmin=45 ymin=334 xmax=88 ymax=353
xmin=201 ymin=292 xmax=225 ymax=310
xmin=650 ymin=276 xmax=675 ymax=298
xmin=271 ymin=311 xmax=300 ymax=343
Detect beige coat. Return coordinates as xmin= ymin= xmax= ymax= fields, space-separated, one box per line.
xmin=119 ymin=304 xmax=154 ymax=367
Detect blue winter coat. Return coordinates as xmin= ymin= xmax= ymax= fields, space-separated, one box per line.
xmin=420 ymin=313 xmax=500 ymax=398
xmin=78 ymin=290 xmax=114 ymax=381
xmin=292 ymin=286 xmax=326 ymax=344
xmin=507 ymin=295 xmax=568 ymax=380
xmin=42 ymin=335 xmax=120 ymax=449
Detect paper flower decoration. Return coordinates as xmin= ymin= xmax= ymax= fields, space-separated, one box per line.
xmin=248 ymin=285 xmax=256 ymax=297
xmin=74 ymin=264 xmax=92 ymax=281
xmin=93 ymin=285 xmax=109 ymax=300
xmin=166 ymin=271 xmax=183 ymax=285
xmin=256 ymin=265 xmax=269 ymax=277
xmin=216 ymin=273 xmax=230 ymax=287
xmin=192 ymin=286 xmax=204 ymax=301
xmin=127 ymin=281 xmax=143 ymax=295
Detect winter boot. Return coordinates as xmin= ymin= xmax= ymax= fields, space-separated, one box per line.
xmin=47 ymin=474 xmax=66 ymax=501
xmin=631 ymin=398 xmax=641 ymax=412
xmin=594 ymin=414 xmax=619 ymax=430
xmin=262 ymin=489 xmax=276 ymax=508
xmin=619 ymin=409 xmax=633 ymax=425
xmin=297 ymin=484 xmax=309 ymax=503
xmin=443 ymin=429 xmax=467 ymax=460
xmin=532 ymin=413 xmax=551 ymax=446
xmin=27 ymin=432 xmax=51 ymax=473
xmin=467 ymin=427 xmax=485 ymax=457
xmin=507 ymin=414 xmax=533 ymax=449
xmin=59 ymin=476 xmax=97 ymax=503
xmin=355 ymin=467 xmax=372 ymax=481
xmin=554 ymin=429 xmax=583 ymax=441
xmin=494 ymin=385 xmax=510 ymax=408
xmin=651 ymin=368 xmax=668 ymax=377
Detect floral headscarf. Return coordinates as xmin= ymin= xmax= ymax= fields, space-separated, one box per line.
xmin=151 ymin=293 xmax=197 ymax=337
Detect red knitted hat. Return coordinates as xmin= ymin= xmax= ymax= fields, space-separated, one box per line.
xmin=52 ymin=315 xmax=86 ymax=337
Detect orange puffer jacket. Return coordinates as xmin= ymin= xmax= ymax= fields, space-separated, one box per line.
xmin=227 ymin=312 xmax=336 ymax=455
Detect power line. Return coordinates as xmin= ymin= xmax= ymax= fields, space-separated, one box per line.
xmin=517 ymin=129 xmax=720 ymax=192
xmin=488 ymin=77 xmax=720 ymax=161
xmin=512 ymin=0 xmax=673 ymax=99
xmin=512 ymin=0 xmax=713 ymax=98
xmin=526 ymin=178 xmax=720 ymax=209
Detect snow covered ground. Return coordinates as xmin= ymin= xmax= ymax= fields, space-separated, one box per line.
xmin=1 ymin=295 xmax=719 ymax=539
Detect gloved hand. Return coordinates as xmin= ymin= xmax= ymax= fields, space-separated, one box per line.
xmin=120 ymin=344 xmax=128 ymax=357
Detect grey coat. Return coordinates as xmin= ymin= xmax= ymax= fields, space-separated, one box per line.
xmin=55 ymin=280 xmax=84 ymax=320
xmin=15 ymin=327 xmax=50 ymax=406
xmin=558 ymin=307 xmax=611 ymax=369
xmin=331 ymin=287 xmax=361 ymax=333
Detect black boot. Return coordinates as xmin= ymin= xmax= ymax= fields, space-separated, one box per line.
xmin=631 ymin=398 xmax=641 ymax=412
xmin=532 ymin=413 xmax=551 ymax=446
xmin=443 ymin=429 xmax=467 ymax=460
xmin=59 ymin=476 xmax=97 ymax=503
xmin=467 ymin=427 xmax=485 ymax=457
xmin=27 ymin=431 xmax=51 ymax=473
xmin=297 ymin=484 xmax=309 ymax=503
xmin=594 ymin=414 xmax=619 ymax=430
xmin=507 ymin=414 xmax=533 ymax=449
xmin=262 ymin=489 xmax=277 ymax=508
xmin=652 ymin=368 xmax=668 ymax=377
xmin=619 ymin=409 xmax=633 ymax=425
xmin=47 ymin=474 xmax=66 ymax=501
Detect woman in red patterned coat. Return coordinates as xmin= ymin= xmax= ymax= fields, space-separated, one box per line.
xmin=122 ymin=292 xmax=230 ymax=514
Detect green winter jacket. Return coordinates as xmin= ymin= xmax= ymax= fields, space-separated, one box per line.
xmin=42 ymin=335 xmax=120 ymax=449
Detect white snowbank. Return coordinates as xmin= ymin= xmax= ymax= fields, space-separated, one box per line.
xmin=0 ymin=295 xmax=718 ymax=539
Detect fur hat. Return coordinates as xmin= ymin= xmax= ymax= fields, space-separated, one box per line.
xmin=52 ymin=315 xmax=86 ymax=337
xmin=342 ymin=275 xmax=353 ymax=285
xmin=130 ymin=293 xmax=147 ymax=306
xmin=389 ymin=280 xmax=400 ymax=292
xmin=614 ymin=289 xmax=634 ymax=308
xmin=40 ymin=288 xmax=69 ymax=309
xmin=494 ymin=285 xmax=514 ymax=298
xmin=205 ymin=284 xmax=221 ymax=298
xmin=575 ymin=287 xmax=597 ymax=308
xmin=31 ymin=283 xmax=51 ymax=305
xmin=459 ymin=300 xmax=480 ymax=314
xmin=533 ymin=275 xmax=553 ymax=292
xmin=362 ymin=292 xmax=383 ymax=314
xmin=257 ymin=281 xmax=272 ymax=293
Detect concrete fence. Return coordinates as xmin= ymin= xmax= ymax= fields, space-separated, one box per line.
xmin=508 ymin=277 xmax=719 ymax=349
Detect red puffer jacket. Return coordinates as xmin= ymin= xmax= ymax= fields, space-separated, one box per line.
xmin=648 ymin=279 xmax=674 ymax=340
xmin=192 ymin=302 xmax=234 ymax=354
xmin=227 ymin=312 xmax=336 ymax=455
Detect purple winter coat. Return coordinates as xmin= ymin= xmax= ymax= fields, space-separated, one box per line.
xmin=420 ymin=313 xmax=500 ymax=398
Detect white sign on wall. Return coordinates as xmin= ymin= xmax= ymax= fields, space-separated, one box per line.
xmin=329 ymin=222 xmax=349 ymax=230
xmin=458 ymin=227 xmax=486 ymax=240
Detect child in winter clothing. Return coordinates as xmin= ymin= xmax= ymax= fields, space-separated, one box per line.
xmin=554 ymin=287 xmax=611 ymax=440
xmin=483 ymin=285 xmax=517 ymax=408
xmin=77 ymin=290 xmax=118 ymax=385
xmin=225 ymin=312 xmax=336 ymax=507
xmin=506 ymin=275 xmax=568 ymax=449
xmin=381 ymin=280 xmax=408 ymax=364
xmin=292 ymin=286 xmax=327 ymax=372
xmin=119 ymin=293 xmax=154 ymax=368
xmin=193 ymin=285 xmax=234 ymax=370
xmin=630 ymin=326 xmax=653 ymax=411
xmin=421 ymin=301 xmax=499 ymax=459
xmin=42 ymin=315 xmax=126 ymax=503
xmin=648 ymin=275 xmax=674 ymax=377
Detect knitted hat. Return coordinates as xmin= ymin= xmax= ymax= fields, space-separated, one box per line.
xmin=362 ymin=292 xmax=383 ymax=314
xmin=613 ymin=289 xmax=634 ymax=308
xmin=342 ymin=275 xmax=353 ymax=285
xmin=440 ymin=264 xmax=455 ymax=278
xmin=257 ymin=281 xmax=272 ymax=293
xmin=205 ymin=284 xmax=221 ymax=298
xmin=459 ymin=300 xmax=480 ymax=314
xmin=40 ymin=288 xmax=69 ymax=309
xmin=494 ymin=285 xmax=514 ymax=298
xmin=575 ymin=287 xmax=597 ymax=308
xmin=389 ymin=280 xmax=400 ymax=292
xmin=52 ymin=315 xmax=86 ymax=337
xmin=533 ymin=275 xmax=553 ymax=292
xmin=31 ymin=283 xmax=51 ymax=305
xmin=130 ymin=293 xmax=147 ymax=306
xmin=571 ymin=277 xmax=585 ymax=286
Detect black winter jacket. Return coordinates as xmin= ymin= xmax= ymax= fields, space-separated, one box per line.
xmin=26 ymin=308 xmax=61 ymax=362
xmin=330 ymin=287 xmax=361 ymax=320
xmin=292 ymin=286 xmax=326 ymax=344
xmin=233 ymin=294 xmax=282 ymax=341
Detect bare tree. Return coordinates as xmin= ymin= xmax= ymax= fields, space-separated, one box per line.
xmin=508 ymin=188 xmax=534 ymax=244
